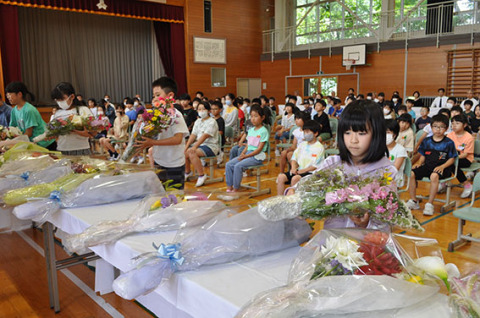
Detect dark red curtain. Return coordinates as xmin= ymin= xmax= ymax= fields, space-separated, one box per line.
xmin=0 ymin=0 xmax=184 ymax=22
xmin=154 ymin=22 xmax=187 ymax=96
xmin=0 ymin=4 xmax=22 ymax=84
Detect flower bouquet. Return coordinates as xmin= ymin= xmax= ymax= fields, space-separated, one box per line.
xmin=450 ymin=271 xmax=480 ymax=318
xmin=84 ymin=115 xmax=110 ymax=133
xmin=120 ymin=96 xmax=177 ymax=162
xmin=112 ymin=206 xmax=312 ymax=300
xmin=258 ymin=167 xmax=424 ymax=232
xmin=63 ymin=192 xmax=226 ymax=254
xmin=1 ymin=142 xmax=61 ymax=162
xmin=236 ymin=228 xmax=455 ymax=317
xmin=12 ymin=170 xmax=164 ymax=223
xmin=0 ymin=125 xmax=24 ymax=140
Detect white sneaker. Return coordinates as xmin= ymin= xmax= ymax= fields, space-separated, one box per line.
xmin=195 ymin=175 xmax=207 ymax=187
xmin=423 ymin=202 xmax=434 ymax=216
xmin=466 ymin=172 xmax=475 ymax=180
xmin=130 ymin=156 xmax=137 ymax=163
xmin=275 ymin=149 xmax=280 ymax=157
xmin=184 ymin=171 xmax=193 ymax=180
xmin=406 ymin=199 xmax=420 ymax=210
xmin=217 ymin=152 xmax=224 ymax=165
xmin=137 ymin=157 xmax=145 ymax=165
xmin=243 ymin=171 xmax=248 ymax=177
xmin=460 ymin=185 xmax=473 ymax=198
xmin=438 ymin=182 xmax=447 ymax=194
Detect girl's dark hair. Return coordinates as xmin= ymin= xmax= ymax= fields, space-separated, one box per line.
xmin=285 ymin=102 xmax=295 ymax=111
xmin=88 ymin=98 xmax=97 ymax=105
xmin=5 ymin=81 xmax=35 ymax=102
xmin=116 ymin=104 xmax=125 ymax=111
xmin=451 ymin=114 xmax=471 ymax=134
xmin=338 ymin=100 xmax=388 ymax=164
xmin=250 ymin=104 xmax=265 ymax=118
xmin=385 ymin=119 xmax=400 ymax=139
xmin=199 ymin=101 xmax=211 ymax=111
xmin=438 ymin=108 xmax=451 ymax=118
xmin=315 ymin=99 xmax=327 ymax=107
xmin=233 ymin=97 xmax=243 ymax=107
xmin=226 ymin=93 xmax=235 ymax=101
xmin=294 ymin=110 xmax=309 ymax=122
xmin=51 ymin=82 xmax=81 ymax=106
xmin=97 ymin=104 xmax=106 ymax=112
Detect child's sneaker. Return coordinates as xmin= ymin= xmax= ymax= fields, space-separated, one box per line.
xmin=137 ymin=157 xmax=145 ymax=165
xmin=460 ymin=183 xmax=473 ymax=198
xmin=406 ymin=199 xmax=420 ymax=210
xmin=184 ymin=171 xmax=193 ymax=180
xmin=438 ymin=182 xmax=447 ymax=193
xmin=275 ymin=149 xmax=280 ymax=157
xmin=423 ymin=202 xmax=434 ymax=216
xmin=195 ymin=175 xmax=207 ymax=187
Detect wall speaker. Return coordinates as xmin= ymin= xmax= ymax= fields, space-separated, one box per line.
xmin=204 ymin=1 xmax=212 ymax=33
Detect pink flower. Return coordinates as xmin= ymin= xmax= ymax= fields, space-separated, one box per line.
xmin=325 ymin=191 xmax=346 ymax=205
xmin=375 ymin=205 xmax=386 ymax=214
xmin=167 ymin=107 xmax=176 ymax=117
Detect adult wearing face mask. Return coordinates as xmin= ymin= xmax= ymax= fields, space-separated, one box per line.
xmin=391 ymin=94 xmax=402 ymax=113
xmin=50 ymin=82 xmax=93 ymax=155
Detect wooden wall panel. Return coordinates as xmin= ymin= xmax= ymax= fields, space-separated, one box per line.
xmin=185 ymin=0 xmax=262 ymax=99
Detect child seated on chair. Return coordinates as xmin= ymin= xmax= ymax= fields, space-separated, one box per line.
xmin=463 ymin=100 xmax=475 ymax=123
xmin=405 ymin=99 xmax=416 ymax=122
xmin=447 ymin=114 xmax=474 ymax=198
xmin=386 ymin=119 xmax=407 ymax=188
xmin=184 ymin=101 xmax=219 ymax=187
xmin=225 ymin=105 xmax=269 ymax=192
xmin=406 ymin=114 xmax=458 ymax=216
xmin=274 ymin=103 xmax=296 ymax=151
xmin=470 ymin=104 xmax=480 ymax=136
xmin=279 ymin=112 xmax=309 ymax=173
xmin=313 ymin=100 xmax=332 ymax=142
xmin=415 ymin=105 xmax=431 ymax=131
xmin=276 ymin=120 xmax=324 ymax=195
xmin=328 ymin=98 xmax=343 ymax=118
xmin=211 ymin=101 xmax=225 ymax=164
xmin=396 ymin=113 xmax=415 ymax=153
xmin=99 ymin=104 xmax=129 ymax=160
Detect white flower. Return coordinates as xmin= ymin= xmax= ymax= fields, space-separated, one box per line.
xmin=71 ymin=115 xmax=84 ymax=126
xmin=321 ymin=236 xmax=367 ymax=271
xmin=414 ymin=256 xmax=450 ymax=291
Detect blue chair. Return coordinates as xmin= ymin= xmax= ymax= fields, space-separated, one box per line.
xmin=448 ymin=173 xmax=480 ymax=252
xmin=398 ymin=157 xmax=412 ymax=193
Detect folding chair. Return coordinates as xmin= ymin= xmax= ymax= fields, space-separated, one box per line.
xmin=398 ymin=157 xmax=412 ymax=193
xmin=241 ymin=141 xmax=271 ymax=197
xmin=415 ymin=130 xmax=424 ymax=144
xmin=201 ymin=135 xmax=224 ymax=185
xmin=416 ymin=156 xmax=459 ymax=213
xmin=324 ymin=148 xmax=339 ymax=158
xmin=327 ymin=117 xmax=338 ymax=148
xmin=460 ymin=139 xmax=480 ymax=175
xmin=448 ymin=173 xmax=480 ymax=252
xmin=218 ymin=126 xmax=235 ymax=168
xmin=276 ymin=125 xmax=297 ymax=151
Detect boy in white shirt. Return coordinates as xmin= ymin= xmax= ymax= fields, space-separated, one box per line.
xmin=276 ymin=120 xmax=324 ymax=195
xmin=134 ymin=77 xmax=189 ymax=189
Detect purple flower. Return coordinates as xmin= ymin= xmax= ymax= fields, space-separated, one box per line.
xmin=160 ymin=197 xmax=171 ymax=208
xmin=168 ymin=194 xmax=178 ymax=205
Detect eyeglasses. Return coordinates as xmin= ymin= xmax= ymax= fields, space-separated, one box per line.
xmin=432 ymin=125 xmax=447 ymax=130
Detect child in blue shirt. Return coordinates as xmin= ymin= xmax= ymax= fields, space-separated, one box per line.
xmin=406 ymin=114 xmax=458 ymax=216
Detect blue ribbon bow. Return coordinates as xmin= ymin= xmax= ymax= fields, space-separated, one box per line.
xmin=153 ymin=243 xmax=184 ymax=268
xmin=20 ymin=171 xmax=30 ymax=181
xmin=49 ymin=190 xmax=62 ymax=202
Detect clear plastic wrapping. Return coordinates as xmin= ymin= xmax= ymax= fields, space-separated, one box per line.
xmin=0 ymin=159 xmax=72 ymax=198
xmin=112 ymin=206 xmax=313 ymax=300
xmin=0 ymin=154 xmax=56 ymax=177
xmin=12 ymin=171 xmax=164 ymax=223
xmin=258 ymin=167 xmax=423 ymax=232
xmin=64 ymin=194 xmax=226 ymax=254
xmin=236 ymin=228 xmax=458 ymax=317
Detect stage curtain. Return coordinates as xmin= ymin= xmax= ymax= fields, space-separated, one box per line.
xmin=18 ymin=7 xmax=161 ymax=104
xmin=0 ymin=4 xmax=22 ymax=85
xmin=0 ymin=0 xmax=183 ymax=23
xmin=153 ymin=21 xmax=187 ymax=95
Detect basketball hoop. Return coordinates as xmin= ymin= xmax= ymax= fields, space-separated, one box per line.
xmin=343 ymin=59 xmax=356 ymax=70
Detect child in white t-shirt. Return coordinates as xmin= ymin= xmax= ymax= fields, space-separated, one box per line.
xmin=386 ymin=119 xmax=407 ymax=187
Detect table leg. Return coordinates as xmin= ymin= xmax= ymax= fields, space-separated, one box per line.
xmin=43 ymin=222 xmax=60 ymax=313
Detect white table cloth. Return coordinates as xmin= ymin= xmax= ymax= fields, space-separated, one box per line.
xmin=46 ymin=200 xmax=452 ymax=318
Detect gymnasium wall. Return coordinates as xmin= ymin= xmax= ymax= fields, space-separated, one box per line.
xmin=184 ymin=0 xmax=262 ymax=99
xmin=260 ymin=42 xmax=480 ymax=102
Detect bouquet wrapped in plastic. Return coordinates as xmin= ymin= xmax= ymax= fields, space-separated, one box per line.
xmin=64 ymin=193 xmax=226 ymax=254
xmin=0 ymin=125 xmax=24 ymax=140
xmin=0 ymin=159 xmax=72 ymax=198
xmin=121 ymin=96 xmax=177 ymax=162
xmin=1 ymin=142 xmax=61 ymax=162
xmin=12 ymin=171 xmax=164 ymax=223
xmin=237 ymin=228 xmax=459 ymax=317
xmin=258 ymin=167 xmax=424 ymax=232
xmin=0 ymin=154 xmax=57 ymax=177
xmin=112 ymin=206 xmax=313 ymax=300
xmin=450 ymin=271 xmax=480 ymax=317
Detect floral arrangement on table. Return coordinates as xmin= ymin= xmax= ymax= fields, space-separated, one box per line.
xmin=46 ymin=115 xmax=110 ymax=138
xmin=258 ymin=167 xmax=424 ymax=232
xmin=237 ymin=228 xmax=474 ymax=317
xmin=0 ymin=125 xmax=22 ymax=140
xmin=120 ymin=96 xmax=177 ymax=162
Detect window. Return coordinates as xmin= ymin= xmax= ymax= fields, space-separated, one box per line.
xmin=211 ymin=68 xmax=226 ymax=87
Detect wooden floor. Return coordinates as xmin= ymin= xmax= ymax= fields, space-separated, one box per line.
xmin=0 ymin=150 xmax=479 ymax=317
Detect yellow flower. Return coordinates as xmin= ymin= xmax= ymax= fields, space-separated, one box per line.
xmin=383 ymin=172 xmax=393 ymax=185
xmin=150 ymin=200 xmax=161 ymax=210
xmin=406 ymin=275 xmax=424 ymax=285
xmin=154 ymin=110 xmax=161 ymax=117
xmin=152 ymin=117 xmax=158 ymax=122
xmin=147 ymin=109 xmax=153 ymax=113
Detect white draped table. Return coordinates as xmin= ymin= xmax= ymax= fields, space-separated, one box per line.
xmin=40 ymin=200 xmax=452 ymax=318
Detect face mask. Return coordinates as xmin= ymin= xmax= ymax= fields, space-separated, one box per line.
xmin=243 ymin=103 xmax=247 ymax=107
xmin=199 ymin=110 xmax=209 ymax=119
xmin=105 ymin=98 xmax=109 ymax=102
xmin=392 ymin=98 xmax=398 ymax=103
xmin=309 ymin=101 xmax=314 ymax=105
xmin=134 ymin=102 xmax=139 ymax=107
xmin=366 ymin=96 xmax=372 ymax=100
xmin=374 ymin=98 xmax=379 ymax=103
xmin=386 ymin=133 xmax=394 ymax=145
xmin=447 ymin=102 xmax=454 ymax=108
xmin=304 ymin=132 xmax=314 ymax=142
xmin=57 ymin=99 xmax=71 ymax=110
xmin=383 ymin=108 xmax=391 ymax=115
xmin=226 ymin=100 xmax=232 ymax=106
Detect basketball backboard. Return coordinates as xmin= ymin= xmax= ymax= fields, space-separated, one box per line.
xmin=342 ymin=44 xmax=366 ymax=66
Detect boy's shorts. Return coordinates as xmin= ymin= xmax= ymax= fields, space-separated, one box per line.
xmin=413 ymin=165 xmax=452 ymax=180
xmin=282 ymin=171 xmax=312 ymax=184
